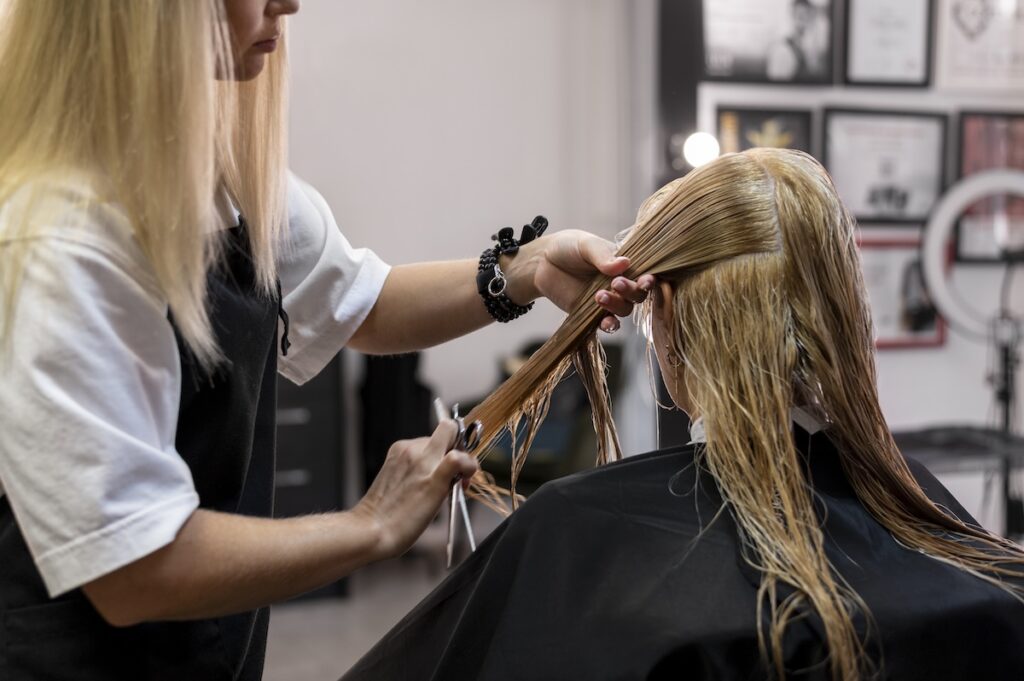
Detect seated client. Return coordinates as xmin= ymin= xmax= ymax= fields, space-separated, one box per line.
xmin=342 ymin=149 xmax=1024 ymax=681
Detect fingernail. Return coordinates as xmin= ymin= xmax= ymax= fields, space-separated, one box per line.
xmin=612 ymin=279 xmax=627 ymax=292
xmin=598 ymin=292 xmax=610 ymax=304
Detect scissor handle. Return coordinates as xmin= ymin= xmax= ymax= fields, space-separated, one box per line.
xmin=460 ymin=420 xmax=483 ymax=451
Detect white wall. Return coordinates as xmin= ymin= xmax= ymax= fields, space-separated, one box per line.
xmin=288 ymin=0 xmax=637 ymax=402
xmin=289 ymin=0 xmax=663 ymax=473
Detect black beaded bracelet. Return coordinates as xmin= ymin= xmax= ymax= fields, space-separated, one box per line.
xmin=476 ymin=216 xmax=548 ymax=323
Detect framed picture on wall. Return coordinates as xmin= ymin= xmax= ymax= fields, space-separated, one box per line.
xmin=823 ymin=109 xmax=947 ymax=224
xmin=935 ymin=0 xmax=1024 ymax=91
xmin=702 ymin=0 xmax=834 ymax=84
xmin=845 ymin=0 xmax=933 ymax=87
xmin=956 ymin=111 xmax=1024 ymax=262
xmin=858 ymin=238 xmax=946 ymax=349
xmin=716 ymin=107 xmax=814 ymax=155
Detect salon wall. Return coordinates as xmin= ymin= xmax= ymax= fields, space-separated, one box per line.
xmin=288 ymin=1 xmax=661 ymax=466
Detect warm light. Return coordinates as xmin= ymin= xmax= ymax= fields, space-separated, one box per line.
xmin=683 ymin=132 xmax=720 ymax=168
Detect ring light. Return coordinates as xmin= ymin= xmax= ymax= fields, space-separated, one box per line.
xmin=921 ymin=170 xmax=1024 ymax=339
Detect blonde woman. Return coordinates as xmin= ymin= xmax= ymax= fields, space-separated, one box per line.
xmin=343 ymin=149 xmax=1024 ymax=681
xmin=0 ymin=1 xmax=652 ymax=678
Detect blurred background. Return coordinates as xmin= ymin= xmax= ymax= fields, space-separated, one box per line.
xmin=266 ymin=1 xmax=1024 ymax=677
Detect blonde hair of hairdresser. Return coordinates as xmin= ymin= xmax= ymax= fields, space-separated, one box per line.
xmin=0 ymin=0 xmax=288 ymax=367
xmin=467 ymin=148 xmax=1024 ymax=680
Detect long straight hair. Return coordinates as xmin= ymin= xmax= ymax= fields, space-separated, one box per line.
xmin=0 ymin=0 xmax=289 ymax=367
xmin=467 ymin=149 xmax=1024 ymax=680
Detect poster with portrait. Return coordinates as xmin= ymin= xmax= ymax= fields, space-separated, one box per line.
xmin=717 ymin=107 xmax=814 ymax=155
xmin=845 ymin=0 xmax=932 ymax=86
xmin=858 ymin=239 xmax=945 ymax=348
xmin=702 ymin=0 xmax=834 ymax=84
xmin=935 ymin=0 xmax=1024 ymax=91
xmin=957 ymin=112 xmax=1024 ymax=262
xmin=824 ymin=110 xmax=947 ymax=224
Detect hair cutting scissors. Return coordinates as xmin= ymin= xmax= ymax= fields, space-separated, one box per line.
xmin=432 ymin=398 xmax=480 ymax=568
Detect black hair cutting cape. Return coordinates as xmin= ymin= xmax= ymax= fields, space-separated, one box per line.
xmin=341 ymin=427 xmax=1024 ymax=680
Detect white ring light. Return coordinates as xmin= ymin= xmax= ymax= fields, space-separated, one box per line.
xmin=921 ymin=169 xmax=1024 ymax=339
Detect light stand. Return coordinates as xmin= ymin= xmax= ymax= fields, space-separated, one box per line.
xmin=920 ymin=170 xmax=1024 ymax=537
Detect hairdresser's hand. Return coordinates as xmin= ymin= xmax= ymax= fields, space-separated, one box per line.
xmin=503 ymin=230 xmax=655 ymax=333
xmin=352 ymin=421 xmax=479 ymax=560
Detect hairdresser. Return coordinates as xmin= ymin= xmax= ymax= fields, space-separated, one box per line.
xmin=0 ymin=1 xmax=653 ymax=678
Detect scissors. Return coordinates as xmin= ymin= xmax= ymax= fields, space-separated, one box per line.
xmin=432 ymin=398 xmax=481 ymax=568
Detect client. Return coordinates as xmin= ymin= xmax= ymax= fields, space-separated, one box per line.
xmin=342 ymin=149 xmax=1024 ymax=681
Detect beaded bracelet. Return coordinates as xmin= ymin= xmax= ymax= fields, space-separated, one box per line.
xmin=476 ymin=216 xmax=548 ymax=323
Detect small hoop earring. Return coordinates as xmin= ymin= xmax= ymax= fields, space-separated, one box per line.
xmin=664 ymin=344 xmax=682 ymax=368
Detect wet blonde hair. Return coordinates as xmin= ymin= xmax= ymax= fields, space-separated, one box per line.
xmin=0 ymin=0 xmax=289 ymax=367
xmin=468 ymin=148 xmax=1024 ymax=679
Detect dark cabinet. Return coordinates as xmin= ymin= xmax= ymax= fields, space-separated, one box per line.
xmin=275 ymin=353 xmax=347 ymax=597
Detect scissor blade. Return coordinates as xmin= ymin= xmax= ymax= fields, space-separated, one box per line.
xmin=446 ymin=488 xmax=457 ymax=569
xmin=456 ymin=485 xmax=476 ymax=552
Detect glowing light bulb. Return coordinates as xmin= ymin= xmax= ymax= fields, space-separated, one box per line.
xmin=682 ymin=132 xmax=720 ymax=168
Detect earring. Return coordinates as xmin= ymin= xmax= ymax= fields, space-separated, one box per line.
xmin=664 ymin=344 xmax=682 ymax=368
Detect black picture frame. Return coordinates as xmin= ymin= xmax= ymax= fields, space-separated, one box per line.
xmin=822 ymin=108 xmax=948 ymax=225
xmin=715 ymin=106 xmax=814 ymax=155
xmin=701 ymin=0 xmax=836 ymax=85
xmin=954 ymin=110 xmax=1024 ymax=264
xmin=843 ymin=0 xmax=933 ymax=88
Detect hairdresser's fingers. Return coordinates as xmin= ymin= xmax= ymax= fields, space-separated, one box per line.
xmin=433 ymin=450 xmax=480 ymax=485
xmin=354 ymin=424 xmax=473 ymax=559
xmin=609 ymin=276 xmax=650 ymax=304
xmin=427 ymin=419 xmax=460 ymax=458
xmin=578 ymin=234 xmax=631 ymax=277
xmin=595 ymin=289 xmax=633 ymax=318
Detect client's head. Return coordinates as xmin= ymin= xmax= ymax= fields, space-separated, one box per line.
xmin=632 ymin=148 xmax=870 ymax=437
xmin=467 ymin=148 xmax=1024 ymax=681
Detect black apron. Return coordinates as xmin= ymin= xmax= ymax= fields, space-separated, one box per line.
xmin=0 ymin=222 xmax=285 ymax=680
xmin=342 ymin=427 xmax=1024 ymax=680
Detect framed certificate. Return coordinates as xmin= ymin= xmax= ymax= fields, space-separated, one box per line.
xmin=702 ymin=0 xmax=835 ymax=84
xmin=845 ymin=0 xmax=933 ymax=87
xmin=956 ymin=111 xmax=1024 ymax=263
xmin=935 ymin=0 xmax=1024 ymax=91
xmin=716 ymin=107 xmax=813 ymax=155
xmin=824 ymin=109 xmax=948 ymax=224
xmin=858 ymin=238 xmax=946 ymax=349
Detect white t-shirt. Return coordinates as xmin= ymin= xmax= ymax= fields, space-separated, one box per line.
xmin=0 ymin=172 xmax=390 ymax=597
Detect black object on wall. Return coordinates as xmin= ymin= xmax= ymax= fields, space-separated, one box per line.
xmin=656 ymin=0 xmax=702 ymax=446
xmin=276 ymin=352 xmax=348 ymax=598
xmin=359 ymin=353 xmax=434 ymax=492
xmin=657 ymin=0 xmax=705 ymax=187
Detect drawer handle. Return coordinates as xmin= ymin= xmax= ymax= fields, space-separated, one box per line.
xmin=277 ymin=407 xmax=312 ymax=426
xmin=276 ymin=468 xmax=313 ymax=488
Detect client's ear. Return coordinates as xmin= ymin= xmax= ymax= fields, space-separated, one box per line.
xmin=654 ymin=280 xmax=675 ymax=327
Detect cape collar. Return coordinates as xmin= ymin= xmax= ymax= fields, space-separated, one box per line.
xmin=687 ymin=406 xmax=826 ymax=445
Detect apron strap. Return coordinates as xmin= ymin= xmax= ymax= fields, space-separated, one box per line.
xmin=275 ymin=278 xmax=291 ymax=357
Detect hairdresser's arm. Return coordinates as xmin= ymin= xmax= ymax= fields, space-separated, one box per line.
xmin=348 ymin=230 xmax=654 ymax=354
xmin=82 ymin=423 xmax=477 ymax=626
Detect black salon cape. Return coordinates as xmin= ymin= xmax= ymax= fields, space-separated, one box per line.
xmin=341 ymin=429 xmax=1024 ymax=681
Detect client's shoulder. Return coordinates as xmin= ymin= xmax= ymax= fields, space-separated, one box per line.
xmin=523 ymin=445 xmax=702 ymax=513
